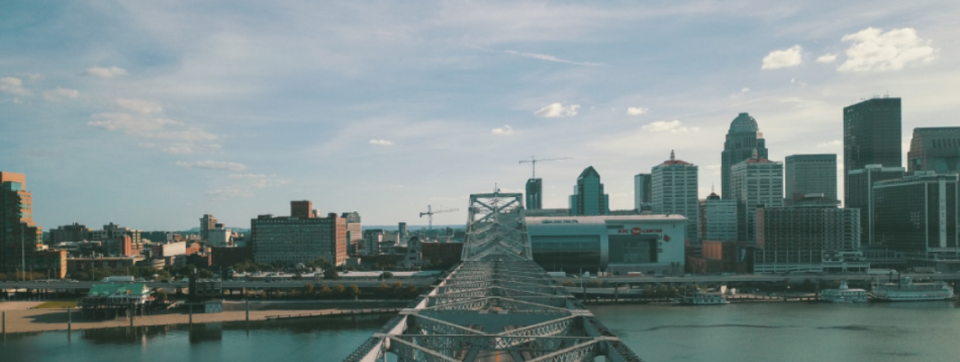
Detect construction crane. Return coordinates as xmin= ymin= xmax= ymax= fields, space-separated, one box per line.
xmin=519 ymin=156 xmax=573 ymax=178
xmin=419 ymin=205 xmax=459 ymax=230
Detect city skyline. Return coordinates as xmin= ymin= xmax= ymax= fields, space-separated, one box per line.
xmin=2 ymin=2 xmax=959 ymax=230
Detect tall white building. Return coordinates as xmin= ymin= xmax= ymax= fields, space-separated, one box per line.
xmin=208 ymin=223 xmax=232 ymax=247
xmin=651 ymin=150 xmax=699 ymax=244
xmin=731 ymin=150 xmax=784 ymax=244
xmin=700 ymin=192 xmax=737 ymax=242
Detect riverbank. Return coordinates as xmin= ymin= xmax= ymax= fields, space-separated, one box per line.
xmin=0 ymin=300 xmax=406 ymax=334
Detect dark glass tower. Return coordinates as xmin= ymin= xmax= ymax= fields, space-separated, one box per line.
xmin=843 ymin=97 xmax=902 ymax=207
xmin=569 ymin=166 xmax=609 ymax=216
xmin=525 ymin=178 xmax=543 ymax=210
xmin=721 ymin=113 xmax=768 ymax=199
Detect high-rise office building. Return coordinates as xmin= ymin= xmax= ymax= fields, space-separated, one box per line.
xmin=843 ymin=97 xmax=902 ymax=207
xmin=754 ymin=204 xmax=861 ymax=273
xmin=652 ymin=150 xmax=699 ymax=244
xmin=907 ymin=127 xmax=960 ymax=173
xmin=721 ymin=113 xmax=769 ymax=199
xmin=633 ymin=173 xmax=652 ymax=210
xmin=200 ymin=214 xmax=217 ymax=241
xmin=785 ymin=154 xmax=837 ymax=205
xmin=398 ymin=222 xmax=407 ymax=237
xmin=700 ymin=192 xmax=737 ymax=242
xmin=873 ymin=172 xmax=959 ymax=255
xmin=846 ymin=165 xmax=905 ymax=245
xmin=1 ymin=172 xmax=43 ymax=274
xmin=526 ymin=178 xmax=543 ymax=210
xmin=251 ymin=201 xmax=347 ymax=265
xmin=731 ymin=151 xmax=783 ymax=244
xmin=569 ymin=166 xmax=610 ymax=216
xmin=1 ymin=172 xmax=65 ymax=278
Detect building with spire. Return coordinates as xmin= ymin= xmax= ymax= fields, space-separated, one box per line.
xmin=730 ymin=150 xmax=783 ymax=244
xmin=651 ymin=150 xmax=699 ymax=244
xmin=569 ymin=166 xmax=609 ymax=216
xmin=721 ymin=113 xmax=768 ymax=200
xmin=907 ymin=127 xmax=960 ymax=174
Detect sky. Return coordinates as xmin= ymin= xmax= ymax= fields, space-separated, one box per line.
xmin=1 ymin=1 xmax=958 ymax=231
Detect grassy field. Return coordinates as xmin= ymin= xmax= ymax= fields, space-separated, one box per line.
xmin=34 ymin=301 xmax=77 ymax=309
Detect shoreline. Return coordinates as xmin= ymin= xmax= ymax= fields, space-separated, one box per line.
xmin=0 ymin=300 xmax=407 ymax=334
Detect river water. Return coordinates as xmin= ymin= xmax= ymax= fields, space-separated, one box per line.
xmin=2 ymin=302 xmax=958 ymax=361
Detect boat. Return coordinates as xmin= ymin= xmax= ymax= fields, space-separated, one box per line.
xmin=678 ymin=290 xmax=729 ymax=305
xmin=821 ymin=280 xmax=868 ymax=303
xmin=870 ymin=276 xmax=955 ymax=302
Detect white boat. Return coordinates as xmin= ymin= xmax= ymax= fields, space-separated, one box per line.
xmin=871 ymin=277 xmax=955 ymax=302
xmin=678 ymin=290 xmax=729 ymax=305
xmin=821 ymin=280 xmax=868 ymax=303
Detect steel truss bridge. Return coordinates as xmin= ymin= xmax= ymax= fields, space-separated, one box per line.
xmin=345 ymin=191 xmax=643 ymax=362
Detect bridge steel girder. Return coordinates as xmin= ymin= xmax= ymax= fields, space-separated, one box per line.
xmin=343 ymin=190 xmax=643 ymax=362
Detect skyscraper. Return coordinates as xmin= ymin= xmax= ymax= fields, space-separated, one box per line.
xmin=569 ymin=166 xmax=609 ymax=216
xmin=785 ymin=154 xmax=837 ymax=204
xmin=907 ymin=127 xmax=960 ymax=173
xmin=526 ymin=178 xmax=543 ymax=210
xmin=843 ymin=97 xmax=902 ymax=207
xmin=721 ymin=113 xmax=768 ymax=199
xmin=731 ymin=151 xmax=783 ymax=244
xmin=200 ymin=214 xmax=217 ymax=242
xmin=651 ymin=150 xmax=699 ymax=244
xmin=1 ymin=172 xmax=42 ymax=274
xmin=633 ymin=173 xmax=652 ymax=210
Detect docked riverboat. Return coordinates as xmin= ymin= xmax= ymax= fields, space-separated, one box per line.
xmin=678 ymin=290 xmax=729 ymax=305
xmin=871 ymin=277 xmax=955 ymax=302
xmin=821 ymin=280 xmax=868 ymax=303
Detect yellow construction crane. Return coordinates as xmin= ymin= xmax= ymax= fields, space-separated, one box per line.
xmin=519 ymin=156 xmax=573 ymax=178
xmin=420 ymin=205 xmax=459 ymax=230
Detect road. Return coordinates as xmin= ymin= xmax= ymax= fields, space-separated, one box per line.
xmin=559 ymin=272 xmax=960 ymax=285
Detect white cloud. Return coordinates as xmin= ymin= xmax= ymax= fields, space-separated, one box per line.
xmin=816 ymin=53 xmax=838 ymax=64
xmin=43 ymin=87 xmax=79 ymax=102
xmin=534 ymin=103 xmax=580 ymax=118
xmin=84 ymin=66 xmax=128 ymax=78
xmin=491 ymin=125 xmax=514 ymax=135
xmin=175 ymin=160 xmax=247 ymax=171
xmin=163 ymin=145 xmax=193 ymax=154
xmin=626 ymin=107 xmax=649 ymax=116
xmin=817 ymin=140 xmax=842 ymax=148
xmin=504 ymin=50 xmax=603 ymax=67
xmin=369 ymin=139 xmax=394 ymax=145
xmin=837 ymin=27 xmax=936 ymax=72
xmin=641 ymin=119 xmax=700 ymax=133
xmin=0 ymin=77 xmax=31 ymax=96
xmin=116 ymin=99 xmax=163 ymax=114
xmin=16 ymin=73 xmax=44 ymax=82
xmin=740 ymin=87 xmax=750 ymax=93
xmin=761 ymin=45 xmax=803 ymax=69
xmin=88 ymin=113 xmax=179 ymax=132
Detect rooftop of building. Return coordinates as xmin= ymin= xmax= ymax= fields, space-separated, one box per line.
xmin=659 ymin=150 xmax=694 ymax=166
xmin=728 ymin=112 xmax=759 ymax=133
xmin=874 ymin=171 xmax=959 ymax=187
xmin=577 ymin=166 xmax=600 ymax=180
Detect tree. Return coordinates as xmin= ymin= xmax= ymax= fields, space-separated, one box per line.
xmin=319 ymin=284 xmax=332 ymax=297
xmin=380 ymin=272 xmax=394 ymax=279
xmin=324 ymin=268 xmax=339 ymax=280
xmin=349 ymin=285 xmax=361 ymax=298
xmin=303 ymin=283 xmax=314 ymax=296
xmin=198 ymin=269 xmax=215 ymax=278
xmin=333 ymin=284 xmax=346 ymax=297
xmin=561 ymin=280 xmax=576 ymax=287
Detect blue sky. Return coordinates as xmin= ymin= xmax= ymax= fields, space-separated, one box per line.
xmin=2 ymin=1 xmax=957 ymax=231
